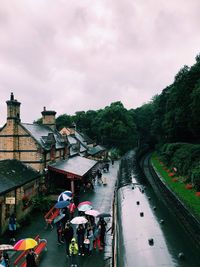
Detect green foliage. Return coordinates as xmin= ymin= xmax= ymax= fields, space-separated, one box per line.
xmin=32 ymin=196 xmax=54 ymax=212
xmin=191 ymin=167 xmax=200 ymax=191
xmin=56 ymin=101 xmax=138 ymax=154
xmin=152 ymin=154 xmax=200 ymax=219
xmin=56 ymin=114 xmax=72 ymax=130
xmin=158 ymin=143 xmax=200 ymax=179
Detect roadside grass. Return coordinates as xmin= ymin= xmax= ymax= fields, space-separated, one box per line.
xmin=151 ymin=153 xmax=200 ymax=220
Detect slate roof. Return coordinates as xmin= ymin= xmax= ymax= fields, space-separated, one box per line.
xmin=88 ymin=145 xmax=106 ymax=156
xmin=0 ymin=159 xmax=40 ymax=195
xmin=22 ymin=123 xmax=66 ymax=150
xmin=49 ymin=156 xmax=97 ymax=177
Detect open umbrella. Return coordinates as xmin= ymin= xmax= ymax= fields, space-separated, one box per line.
xmin=77 ymin=201 xmax=92 ymax=208
xmin=13 ymin=238 xmax=38 ymax=251
xmin=85 ymin=209 xmax=100 ymax=217
xmin=0 ymin=244 xmax=14 ymax=250
xmin=53 ymin=213 xmax=65 ymax=224
xmin=78 ymin=204 xmax=92 ymax=212
xmin=58 ymin=191 xmax=72 ymax=202
xmin=96 ymin=212 xmax=111 ymax=218
xmin=55 ymin=200 xmax=70 ymax=209
xmin=70 ymin=216 xmax=88 ymax=225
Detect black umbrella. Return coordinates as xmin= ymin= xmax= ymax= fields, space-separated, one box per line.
xmin=97 ymin=212 xmax=111 ymax=218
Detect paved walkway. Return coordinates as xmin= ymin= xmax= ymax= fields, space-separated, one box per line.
xmin=9 ymin=161 xmax=119 ymax=267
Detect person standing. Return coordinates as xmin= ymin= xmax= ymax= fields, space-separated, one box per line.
xmin=86 ymin=226 xmax=94 ymax=256
xmin=69 ymin=238 xmax=78 ymax=267
xmin=63 ymin=222 xmax=74 ymax=256
xmin=26 ymin=249 xmax=37 ymax=267
xmin=56 ymin=221 xmax=64 ymax=245
xmin=8 ymin=214 xmax=16 ymax=242
xmin=69 ymin=200 xmax=76 ymax=219
xmin=76 ymin=224 xmax=85 ymax=256
xmin=98 ymin=217 xmax=107 ymax=246
xmin=93 ymin=225 xmax=103 ymax=251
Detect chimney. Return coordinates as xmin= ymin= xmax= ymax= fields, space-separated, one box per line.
xmin=6 ymin=92 xmax=21 ymax=122
xmin=41 ymin=106 xmax=56 ymax=130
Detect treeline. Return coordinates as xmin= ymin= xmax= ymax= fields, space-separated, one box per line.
xmin=135 ymin=54 xmax=200 ymax=146
xmin=134 ymin=53 xmax=200 ymax=183
xmin=55 ymin=101 xmax=138 ymax=154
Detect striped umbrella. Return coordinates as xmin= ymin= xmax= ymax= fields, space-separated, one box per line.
xmin=58 ymin=191 xmax=72 ymax=202
xmin=13 ymin=238 xmax=38 ymax=251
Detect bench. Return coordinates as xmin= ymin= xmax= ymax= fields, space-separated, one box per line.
xmin=44 ymin=206 xmax=60 ymax=229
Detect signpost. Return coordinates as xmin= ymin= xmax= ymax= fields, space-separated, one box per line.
xmin=5 ymin=197 xmax=15 ymax=205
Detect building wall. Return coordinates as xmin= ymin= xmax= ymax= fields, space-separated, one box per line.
xmin=0 ymin=179 xmax=39 ymax=234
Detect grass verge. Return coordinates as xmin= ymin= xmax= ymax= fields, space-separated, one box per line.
xmin=151 ymin=153 xmax=200 ymax=220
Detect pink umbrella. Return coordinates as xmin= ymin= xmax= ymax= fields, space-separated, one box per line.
xmin=85 ymin=209 xmax=100 ymax=217
xmin=77 ymin=201 xmax=92 ymax=208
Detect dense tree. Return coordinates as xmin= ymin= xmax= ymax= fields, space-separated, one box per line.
xmin=56 ymin=114 xmax=72 ymax=130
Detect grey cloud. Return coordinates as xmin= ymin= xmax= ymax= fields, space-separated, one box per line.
xmin=0 ymin=0 xmax=200 ymax=125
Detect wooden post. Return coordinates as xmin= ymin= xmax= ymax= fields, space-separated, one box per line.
xmin=71 ymin=180 xmax=75 ymax=193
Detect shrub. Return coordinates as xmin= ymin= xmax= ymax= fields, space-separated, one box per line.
xmin=32 ymin=196 xmax=53 ymax=212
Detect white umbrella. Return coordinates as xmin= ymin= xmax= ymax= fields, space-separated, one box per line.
xmin=0 ymin=244 xmax=14 ymax=250
xmin=85 ymin=209 xmax=100 ymax=217
xmin=70 ymin=216 xmax=88 ymax=225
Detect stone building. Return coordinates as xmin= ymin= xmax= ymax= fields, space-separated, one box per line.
xmin=0 ymin=159 xmax=41 ymax=234
xmin=0 ymin=93 xmax=69 ymax=172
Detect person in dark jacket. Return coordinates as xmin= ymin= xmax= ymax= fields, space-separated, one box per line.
xmin=98 ymin=217 xmax=107 ymax=246
xmin=62 ymin=222 xmax=74 ymax=256
xmin=26 ymin=249 xmax=37 ymax=267
xmin=76 ymin=224 xmax=85 ymax=256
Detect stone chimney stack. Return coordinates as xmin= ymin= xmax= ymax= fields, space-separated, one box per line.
xmin=6 ymin=92 xmax=21 ymax=122
xmin=41 ymin=107 xmax=56 ymax=130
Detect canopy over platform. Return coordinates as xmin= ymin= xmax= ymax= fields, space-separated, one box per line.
xmin=48 ymin=156 xmax=98 ymax=180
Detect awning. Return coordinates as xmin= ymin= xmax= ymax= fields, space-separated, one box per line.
xmin=48 ymin=156 xmax=98 ymax=180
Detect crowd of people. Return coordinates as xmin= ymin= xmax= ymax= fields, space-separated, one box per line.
xmin=55 ymin=204 xmax=108 ymax=267
xmin=0 ymin=160 xmax=114 ymax=267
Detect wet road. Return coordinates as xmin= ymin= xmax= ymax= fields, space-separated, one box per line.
xmin=9 ymin=162 xmax=119 ymax=267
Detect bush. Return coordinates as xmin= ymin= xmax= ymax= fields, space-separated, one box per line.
xmin=32 ymin=196 xmax=54 ymax=212
xmin=191 ymin=167 xmax=200 ymax=191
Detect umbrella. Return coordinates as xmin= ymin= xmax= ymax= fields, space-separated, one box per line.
xmin=53 ymin=213 xmax=65 ymax=224
xmin=97 ymin=212 xmax=111 ymax=218
xmin=13 ymin=238 xmax=38 ymax=251
xmin=85 ymin=209 xmax=100 ymax=217
xmin=58 ymin=191 xmax=72 ymax=202
xmin=70 ymin=216 xmax=88 ymax=225
xmin=77 ymin=201 xmax=92 ymax=208
xmin=55 ymin=200 xmax=70 ymax=209
xmin=0 ymin=244 xmax=14 ymax=250
xmin=78 ymin=204 xmax=92 ymax=212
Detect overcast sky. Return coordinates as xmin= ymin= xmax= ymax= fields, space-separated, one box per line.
xmin=0 ymin=0 xmax=200 ymax=126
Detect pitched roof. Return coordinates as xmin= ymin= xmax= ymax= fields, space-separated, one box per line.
xmin=22 ymin=123 xmax=66 ymax=150
xmin=49 ymin=155 xmax=97 ymax=177
xmin=88 ymin=145 xmax=106 ymax=156
xmin=0 ymin=159 xmax=40 ymax=195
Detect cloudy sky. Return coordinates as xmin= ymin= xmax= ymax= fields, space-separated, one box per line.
xmin=0 ymin=0 xmax=200 ymax=126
